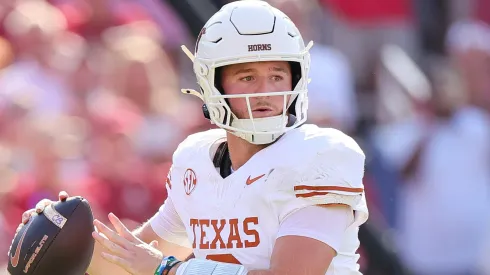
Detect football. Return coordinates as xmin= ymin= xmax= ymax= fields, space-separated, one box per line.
xmin=8 ymin=196 xmax=95 ymax=275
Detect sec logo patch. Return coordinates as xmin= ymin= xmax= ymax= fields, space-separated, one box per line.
xmin=184 ymin=169 xmax=197 ymax=195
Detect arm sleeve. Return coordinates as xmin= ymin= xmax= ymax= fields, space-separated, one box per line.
xmin=149 ymin=196 xmax=192 ymax=248
xmin=277 ymin=205 xmax=353 ymax=253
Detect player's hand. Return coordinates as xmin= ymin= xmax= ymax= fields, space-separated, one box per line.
xmin=20 ymin=191 xmax=69 ymax=225
xmin=8 ymin=191 xmax=69 ymax=257
xmin=93 ymin=213 xmax=164 ymax=275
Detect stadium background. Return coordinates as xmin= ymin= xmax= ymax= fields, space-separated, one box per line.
xmin=0 ymin=0 xmax=490 ymax=274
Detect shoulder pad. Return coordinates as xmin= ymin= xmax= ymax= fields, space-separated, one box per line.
xmin=172 ymin=128 xmax=226 ymax=166
xmin=270 ymin=125 xmax=367 ymax=222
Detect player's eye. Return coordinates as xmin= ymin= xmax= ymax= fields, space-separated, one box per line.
xmin=240 ymin=76 xmax=254 ymax=82
xmin=271 ymin=75 xmax=284 ymax=81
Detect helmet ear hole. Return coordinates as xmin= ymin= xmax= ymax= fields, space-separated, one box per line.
xmin=213 ymin=66 xmax=231 ymax=107
xmin=289 ymin=61 xmax=302 ymax=90
xmin=288 ymin=61 xmax=302 ymax=116
xmin=214 ymin=66 xmax=224 ymax=94
xmin=288 ymin=97 xmax=298 ymax=116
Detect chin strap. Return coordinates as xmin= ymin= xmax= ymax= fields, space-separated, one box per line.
xmin=181 ymin=45 xmax=195 ymax=62
xmin=181 ymin=88 xmax=203 ymax=101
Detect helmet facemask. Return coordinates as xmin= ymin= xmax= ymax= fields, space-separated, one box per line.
xmin=207 ymin=61 xmax=306 ymax=144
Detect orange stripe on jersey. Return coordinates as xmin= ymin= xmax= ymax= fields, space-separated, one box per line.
xmin=294 ymin=185 xmax=364 ymax=193
xmin=317 ymin=203 xmax=350 ymax=207
xmin=296 ymin=191 xmax=332 ymax=198
xmin=206 ymin=253 xmax=242 ymax=264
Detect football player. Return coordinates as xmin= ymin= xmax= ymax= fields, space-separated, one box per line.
xmin=13 ymin=1 xmax=368 ymax=274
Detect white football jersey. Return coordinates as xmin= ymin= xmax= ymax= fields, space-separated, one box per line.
xmin=152 ymin=124 xmax=368 ymax=274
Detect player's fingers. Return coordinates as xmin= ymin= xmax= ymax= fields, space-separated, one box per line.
xmin=58 ymin=191 xmax=69 ymax=201
xmin=94 ymin=219 xmax=131 ymax=249
xmin=21 ymin=212 xmax=29 ymax=224
xmin=149 ymin=240 xmax=159 ymax=248
xmin=21 ymin=210 xmax=36 ymax=224
xmin=101 ymin=252 xmax=133 ymax=272
xmin=108 ymin=213 xmax=138 ymax=243
xmin=92 ymin=231 xmax=132 ymax=259
xmin=15 ymin=223 xmax=24 ymax=234
xmin=35 ymin=199 xmax=53 ymax=213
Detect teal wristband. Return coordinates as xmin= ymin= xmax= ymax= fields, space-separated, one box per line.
xmin=154 ymin=264 xmax=164 ymax=275
xmin=155 ymin=256 xmax=180 ymax=275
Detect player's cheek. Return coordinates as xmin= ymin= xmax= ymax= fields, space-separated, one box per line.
xmin=228 ymin=98 xmax=249 ymax=118
xmin=271 ymin=95 xmax=289 ymax=113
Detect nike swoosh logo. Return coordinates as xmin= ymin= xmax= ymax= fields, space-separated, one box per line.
xmin=246 ymin=174 xmax=265 ymax=185
xmin=11 ymin=221 xmax=32 ymax=267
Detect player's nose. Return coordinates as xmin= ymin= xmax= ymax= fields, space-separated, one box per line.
xmin=254 ymin=78 xmax=273 ymax=96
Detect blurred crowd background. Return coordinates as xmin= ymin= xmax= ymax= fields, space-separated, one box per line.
xmin=1 ymin=0 xmax=490 ymax=274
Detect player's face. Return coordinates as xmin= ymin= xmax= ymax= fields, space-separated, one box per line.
xmin=221 ymin=61 xmax=292 ymax=119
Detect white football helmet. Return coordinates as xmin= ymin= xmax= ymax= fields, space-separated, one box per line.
xmin=182 ymin=0 xmax=313 ymax=144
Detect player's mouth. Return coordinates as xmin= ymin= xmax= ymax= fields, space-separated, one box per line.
xmin=251 ymin=107 xmax=276 ymax=117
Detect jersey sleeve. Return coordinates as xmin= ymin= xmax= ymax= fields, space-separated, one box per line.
xmin=149 ymin=196 xmax=192 ymax=248
xmin=149 ymin=166 xmax=192 ymax=248
xmin=270 ymin=137 xmax=368 ymax=228
xmin=277 ymin=205 xmax=354 ymax=253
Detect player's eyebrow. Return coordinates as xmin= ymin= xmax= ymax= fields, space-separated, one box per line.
xmin=234 ymin=66 xmax=288 ymax=75
xmin=233 ymin=68 xmax=256 ymax=75
xmin=269 ymin=66 xmax=288 ymax=73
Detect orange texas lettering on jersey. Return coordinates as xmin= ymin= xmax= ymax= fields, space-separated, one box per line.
xmin=190 ymin=217 xmax=260 ymax=249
